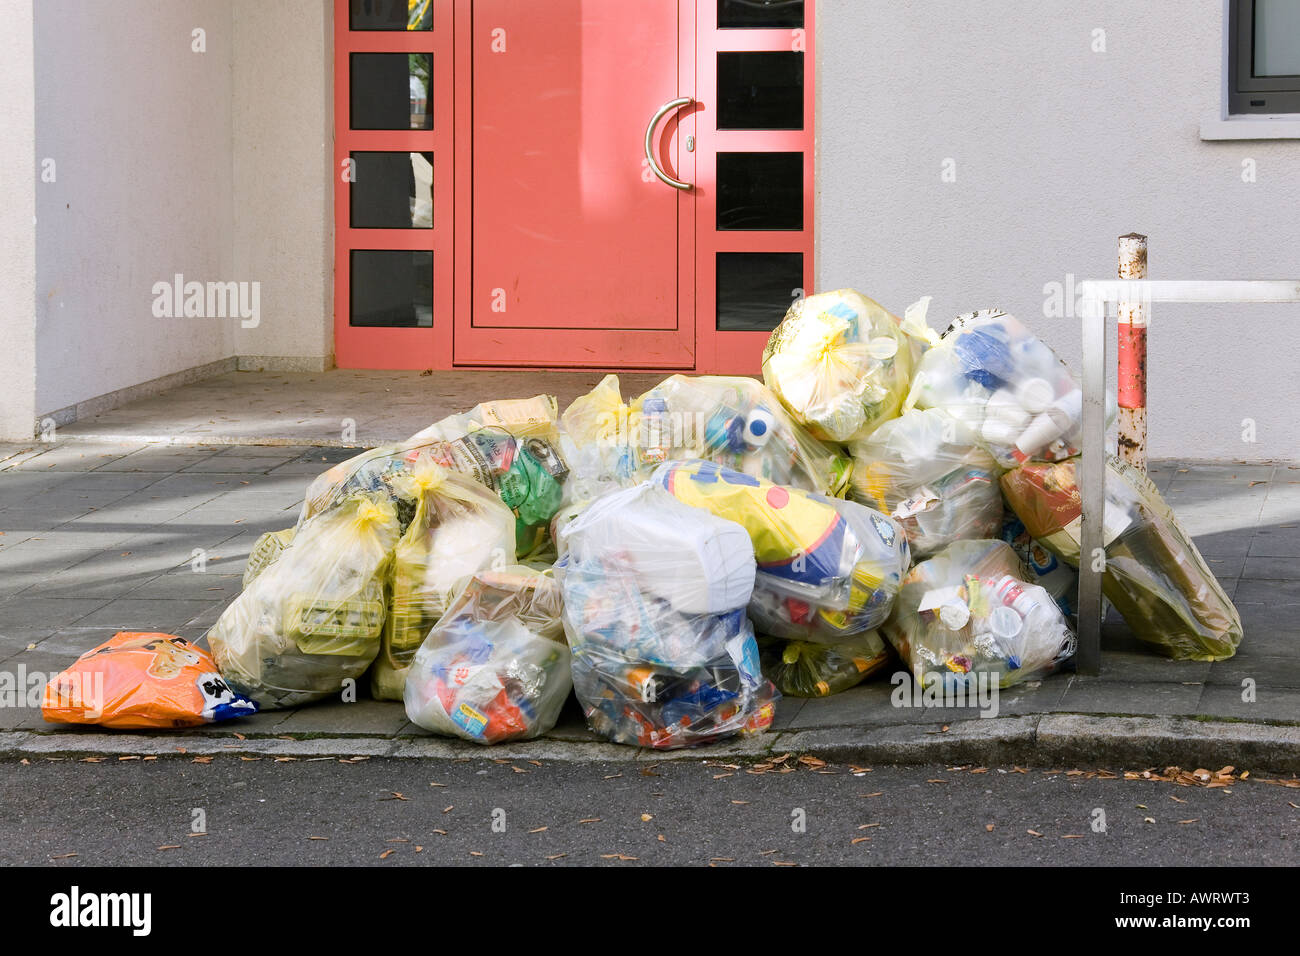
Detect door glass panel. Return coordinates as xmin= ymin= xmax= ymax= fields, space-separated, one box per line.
xmin=350 ymin=0 xmax=434 ymax=31
xmin=717 ymin=152 xmax=802 ymax=230
xmin=351 ymin=250 xmax=433 ymax=327
xmin=717 ymin=52 xmax=803 ymax=129
xmin=350 ymin=152 xmax=433 ymax=229
xmin=351 ymin=53 xmax=433 ymax=130
xmin=718 ymin=0 xmax=803 ymax=29
xmin=716 ymin=252 xmax=802 ymax=330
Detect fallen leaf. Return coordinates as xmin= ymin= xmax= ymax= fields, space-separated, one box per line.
xmin=379 ymin=849 xmax=395 ymax=860
xmin=851 ymin=837 xmax=871 ymax=845
xmin=1062 ymin=834 xmax=1084 ymax=839
xmin=600 ymin=853 xmax=638 ymax=861
xmin=985 ymin=824 xmax=995 ymax=832
xmin=382 ymin=792 xmax=408 ymax=801
xmin=529 ymin=826 xmax=548 ymax=834
xmin=1027 ymin=830 xmax=1043 ymax=837
xmin=50 ymin=853 xmax=77 ymax=860
xmin=469 ymin=851 xmax=483 ymax=857
xmin=641 ymin=814 xmax=653 ymax=822
xmin=546 ymin=853 xmax=566 ymax=860
xmin=308 ymin=836 xmax=328 ymax=841
xmin=858 ymin=823 xmax=881 ymax=829
xmin=710 ymin=857 xmax=734 ymax=862
xmin=731 ymin=800 xmax=749 ymax=805
xmin=579 ymin=817 xmax=601 ymax=824
xmin=429 ymin=781 xmax=446 ymax=788
xmin=442 ymin=806 xmax=454 ymax=814
xmin=432 ymin=829 xmax=447 ymax=835
xmin=1177 ymin=819 xmax=1200 ymax=825
xmin=157 ymin=845 xmax=181 ymax=851
xmin=861 ymin=791 xmax=883 ymax=798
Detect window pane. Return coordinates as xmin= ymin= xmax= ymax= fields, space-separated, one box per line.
xmin=717 ymin=52 xmax=803 ymax=129
xmin=717 ymin=152 xmax=802 ymax=230
xmin=350 ymin=0 xmax=433 ymax=31
xmin=351 ymin=250 xmax=433 ymax=327
xmin=350 ymin=152 xmax=433 ymax=229
xmin=1255 ymin=0 xmax=1300 ymax=76
xmin=716 ymin=252 xmax=802 ymax=331
xmin=351 ymin=53 xmax=433 ymax=130
xmin=719 ymin=0 xmax=803 ymax=29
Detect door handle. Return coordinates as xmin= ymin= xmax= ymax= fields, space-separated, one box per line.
xmin=644 ymin=96 xmax=693 ymax=190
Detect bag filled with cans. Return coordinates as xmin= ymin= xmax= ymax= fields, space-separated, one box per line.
xmin=557 ymin=482 xmax=777 ymax=749
xmin=404 ymin=566 xmax=570 ymax=744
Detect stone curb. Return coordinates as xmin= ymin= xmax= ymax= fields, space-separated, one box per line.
xmin=5 ymin=714 xmax=1299 ymax=770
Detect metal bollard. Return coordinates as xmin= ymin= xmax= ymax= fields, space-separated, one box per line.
xmin=1116 ymin=234 xmax=1148 ymax=471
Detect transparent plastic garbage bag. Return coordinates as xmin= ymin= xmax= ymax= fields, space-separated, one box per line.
xmin=848 ymin=408 xmax=1003 ymax=559
xmin=905 ymin=309 xmax=1093 ymax=468
xmin=556 ymin=483 xmax=777 ymax=749
xmin=404 ymin=566 xmax=570 ymax=744
xmin=881 ymin=539 xmax=1077 ymax=689
xmin=654 ymin=459 xmax=910 ymax=642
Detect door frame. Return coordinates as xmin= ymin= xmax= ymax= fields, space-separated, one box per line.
xmin=332 ymin=0 xmax=816 ymax=373
xmin=332 ymin=0 xmax=455 ymax=369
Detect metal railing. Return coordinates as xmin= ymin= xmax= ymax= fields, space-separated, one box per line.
xmin=1074 ymin=279 xmax=1300 ymax=674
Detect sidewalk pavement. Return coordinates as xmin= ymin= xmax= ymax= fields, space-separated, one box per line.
xmin=3 ymin=370 xmax=1299 ymax=769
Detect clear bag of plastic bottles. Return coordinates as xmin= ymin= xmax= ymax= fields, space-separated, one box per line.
xmin=404 ymin=566 xmax=570 ymax=744
xmin=881 ymin=539 xmax=1077 ymax=689
xmin=208 ymin=492 xmax=402 ymax=709
xmin=1000 ymin=455 xmax=1243 ymax=661
xmin=654 ymin=459 xmax=910 ymax=643
xmin=905 ymin=309 xmax=1087 ymax=468
xmin=299 ymin=395 xmax=567 ymax=559
xmin=761 ymin=631 xmax=892 ymax=698
xmin=761 ymin=289 xmax=916 ymax=443
xmin=557 ymin=483 xmax=777 ymax=749
xmin=1000 ymin=511 xmax=1080 ymax=622
xmin=848 ymin=408 xmax=1004 ymax=559
xmin=370 ymin=463 xmax=517 ymax=700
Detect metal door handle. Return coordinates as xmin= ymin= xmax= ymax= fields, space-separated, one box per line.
xmin=644 ymin=96 xmax=693 ymax=190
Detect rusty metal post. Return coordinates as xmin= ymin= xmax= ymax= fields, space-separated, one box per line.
xmin=1116 ymin=234 xmax=1148 ymax=470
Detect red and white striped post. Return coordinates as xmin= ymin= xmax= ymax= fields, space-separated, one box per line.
xmin=1116 ymin=233 xmax=1148 ymax=470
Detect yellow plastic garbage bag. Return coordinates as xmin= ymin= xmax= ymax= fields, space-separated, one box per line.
xmin=370 ymin=463 xmax=517 ymax=700
xmin=404 ymin=566 xmax=569 ymax=744
xmin=242 ymin=528 xmax=295 ymax=587
xmin=207 ymin=492 xmax=401 ymax=709
xmin=1000 ymin=455 xmax=1243 ymax=661
xmin=300 ymin=395 xmax=566 ymax=559
xmin=761 ymin=631 xmax=892 ymax=698
xmin=762 ymin=289 xmax=915 ymax=443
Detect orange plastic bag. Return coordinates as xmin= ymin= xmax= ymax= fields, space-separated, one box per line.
xmin=42 ymin=632 xmax=258 ymax=730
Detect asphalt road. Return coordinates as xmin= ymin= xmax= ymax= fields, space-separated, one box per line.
xmin=2 ymin=755 xmax=1296 ymax=866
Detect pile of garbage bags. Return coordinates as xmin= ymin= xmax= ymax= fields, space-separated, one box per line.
xmin=37 ymin=287 xmax=1244 ymax=747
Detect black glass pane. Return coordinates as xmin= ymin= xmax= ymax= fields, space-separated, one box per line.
xmin=719 ymin=0 xmax=803 ymax=29
xmin=350 ymin=0 xmax=433 ymax=31
xmin=717 ymin=51 xmax=803 ymax=129
xmin=351 ymin=250 xmax=433 ymax=327
xmin=717 ymin=152 xmax=802 ymax=230
xmin=716 ymin=252 xmax=802 ymax=331
xmin=350 ymin=152 xmax=433 ymax=229
xmin=351 ymin=53 xmax=432 ymax=130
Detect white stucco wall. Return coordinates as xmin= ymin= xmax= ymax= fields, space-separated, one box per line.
xmin=33 ymin=0 xmax=236 ymax=416
xmin=817 ymin=0 xmax=1300 ymax=460
xmin=232 ymin=0 xmax=334 ymax=368
xmin=0 ymin=0 xmax=36 ymax=442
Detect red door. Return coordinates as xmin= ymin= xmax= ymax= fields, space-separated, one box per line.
xmin=452 ymin=0 xmax=696 ymax=368
xmin=334 ymin=0 xmax=815 ymax=372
